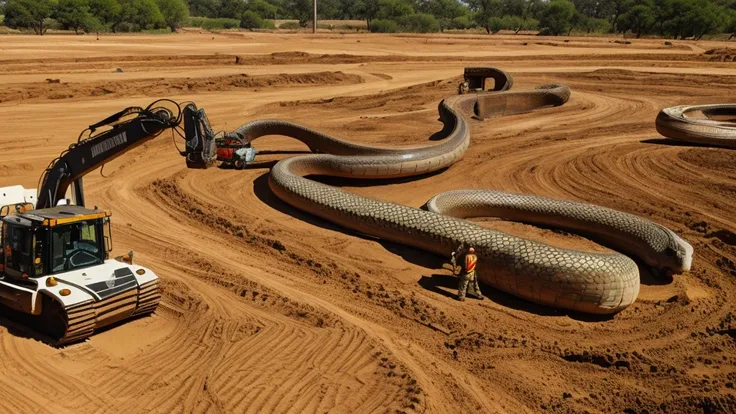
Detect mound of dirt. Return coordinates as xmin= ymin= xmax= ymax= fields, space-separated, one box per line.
xmin=704 ymin=48 xmax=736 ymax=62
xmin=0 ymin=71 xmax=362 ymax=103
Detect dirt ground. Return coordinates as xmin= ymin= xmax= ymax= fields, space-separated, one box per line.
xmin=0 ymin=32 xmax=735 ymax=413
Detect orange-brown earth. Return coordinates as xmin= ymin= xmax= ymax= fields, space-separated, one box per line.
xmin=0 ymin=32 xmax=735 ymax=413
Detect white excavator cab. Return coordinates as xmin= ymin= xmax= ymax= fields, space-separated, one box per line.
xmin=0 ymin=186 xmax=160 ymax=345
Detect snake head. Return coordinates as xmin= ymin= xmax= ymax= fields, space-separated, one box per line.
xmin=660 ymin=232 xmax=694 ymax=274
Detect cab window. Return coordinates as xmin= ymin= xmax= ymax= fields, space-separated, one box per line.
xmin=5 ymin=224 xmax=32 ymax=275
xmin=51 ymin=220 xmax=103 ymax=273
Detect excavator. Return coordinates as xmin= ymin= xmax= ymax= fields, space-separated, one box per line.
xmin=0 ymin=100 xmax=248 ymax=345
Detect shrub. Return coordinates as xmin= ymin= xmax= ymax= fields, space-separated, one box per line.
xmin=500 ymin=15 xmax=523 ymax=32
xmin=187 ymin=16 xmax=240 ymax=30
xmin=370 ymin=19 xmax=399 ymax=33
xmin=240 ymin=10 xmax=263 ymax=29
xmin=450 ymin=15 xmax=473 ymax=30
xmin=262 ymin=19 xmax=275 ymax=29
xmin=398 ymin=13 xmax=440 ymax=33
xmin=279 ymin=21 xmax=301 ymax=30
xmin=486 ymin=17 xmax=504 ymax=33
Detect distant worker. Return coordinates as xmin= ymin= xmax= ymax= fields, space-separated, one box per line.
xmin=457 ymin=247 xmax=484 ymax=301
xmin=458 ymin=80 xmax=470 ymax=95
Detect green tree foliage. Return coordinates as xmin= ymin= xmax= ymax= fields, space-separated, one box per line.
xmin=285 ymin=0 xmax=311 ymax=25
xmin=4 ymin=0 xmax=57 ymax=34
xmin=156 ymin=0 xmax=188 ymax=31
xmin=468 ymin=0 xmax=502 ymax=33
xmin=188 ymin=15 xmax=239 ymax=28
xmin=539 ymin=0 xmax=576 ymax=35
xmin=240 ymin=9 xmax=263 ymax=28
xmin=426 ymin=0 xmax=467 ymax=31
xmin=5 ymin=0 xmax=734 ymax=36
xmin=185 ymin=0 xmax=220 ymax=18
xmin=115 ymin=0 xmax=165 ymax=31
xmin=55 ymin=0 xmax=100 ymax=33
xmin=619 ymin=3 xmax=655 ymax=38
xmin=369 ymin=17 xmax=399 ymax=31
xmin=376 ymin=0 xmax=413 ymax=20
xmin=398 ymin=12 xmax=439 ymax=32
xmin=486 ymin=16 xmax=504 ymax=33
xmin=217 ymin=0 xmax=243 ymax=19
xmin=246 ymin=0 xmax=278 ymax=19
xmin=450 ymin=15 xmax=473 ymax=29
xmin=89 ymin=0 xmax=122 ymax=27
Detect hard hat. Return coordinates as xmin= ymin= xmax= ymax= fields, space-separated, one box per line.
xmin=469 ymin=247 xmax=475 ymax=253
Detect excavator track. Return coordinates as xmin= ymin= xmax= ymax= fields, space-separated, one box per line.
xmin=40 ymin=279 xmax=161 ymax=346
xmin=133 ymin=279 xmax=161 ymax=317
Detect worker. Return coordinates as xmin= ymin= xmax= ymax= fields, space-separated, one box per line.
xmin=457 ymin=247 xmax=484 ymax=301
xmin=458 ymin=80 xmax=470 ymax=95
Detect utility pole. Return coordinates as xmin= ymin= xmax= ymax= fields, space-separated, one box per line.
xmin=313 ymin=0 xmax=317 ymax=33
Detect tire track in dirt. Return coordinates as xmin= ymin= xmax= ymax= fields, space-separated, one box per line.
xmin=1 ymin=35 xmax=736 ymax=413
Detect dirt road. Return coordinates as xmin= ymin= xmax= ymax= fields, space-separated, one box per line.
xmin=0 ymin=33 xmax=734 ymax=413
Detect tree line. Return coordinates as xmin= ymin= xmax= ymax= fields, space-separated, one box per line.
xmin=1 ymin=0 xmax=734 ymax=38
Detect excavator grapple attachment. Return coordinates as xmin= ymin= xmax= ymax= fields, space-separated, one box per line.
xmin=184 ymin=104 xmax=217 ymax=169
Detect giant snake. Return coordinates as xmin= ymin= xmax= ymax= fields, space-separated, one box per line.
xmin=227 ymin=68 xmax=693 ymax=315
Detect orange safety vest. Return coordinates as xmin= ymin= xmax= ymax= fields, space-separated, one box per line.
xmin=465 ymin=253 xmax=477 ymax=273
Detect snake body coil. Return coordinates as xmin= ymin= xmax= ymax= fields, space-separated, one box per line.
xmin=656 ymin=104 xmax=736 ymax=148
xmin=228 ymin=69 xmax=692 ymax=314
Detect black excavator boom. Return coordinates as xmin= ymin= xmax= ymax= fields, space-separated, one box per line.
xmin=34 ymin=100 xmax=220 ymax=210
xmin=36 ymin=102 xmax=183 ymax=209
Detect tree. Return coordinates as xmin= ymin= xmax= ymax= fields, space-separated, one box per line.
xmin=468 ymin=0 xmax=503 ymax=33
xmin=240 ymin=9 xmax=263 ymax=28
xmin=219 ymin=0 xmax=245 ymax=19
xmin=115 ymin=0 xmax=165 ymax=31
xmin=245 ymin=0 xmax=278 ymax=19
xmin=377 ymin=0 xmax=414 ymax=20
xmin=609 ymin=0 xmax=632 ymax=32
xmin=426 ymin=0 xmax=467 ymax=31
xmin=725 ymin=9 xmax=736 ymax=39
xmin=450 ymin=15 xmax=473 ymax=29
xmin=486 ymin=16 xmax=504 ymax=32
xmin=4 ymin=0 xmax=56 ymax=34
xmin=369 ymin=18 xmax=399 ymax=31
xmin=539 ymin=0 xmax=576 ymax=35
xmin=500 ymin=14 xmax=523 ymax=32
xmin=155 ymin=0 xmax=188 ymax=30
xmin=89 ymin=0 xmax=122 ymax=29
xmin=583 ymin=16 xmax=610 ymax=32
xmin=619 ymin=3 xmax=655 ymax=38
xmin=358 ymin=0 xmax=382 ymax=28
xmin=55 ymin=0 xmax=100 ymax=33
xmin=185 ymin=0 xmax=220 ymax=17
xmin=398 ymin=12 xmax=439 ymax=32
xmin=683 ymin=0 xmax=725 ymax=39
xmin=285 ymin=0 xmax=310 ymax=24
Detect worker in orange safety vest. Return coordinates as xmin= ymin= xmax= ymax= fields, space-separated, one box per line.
xmin=457 ymin=246 xmax=483 ymax=301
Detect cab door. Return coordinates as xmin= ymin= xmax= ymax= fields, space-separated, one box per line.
xmin=2 ymin=222 xmax=34 ymax=279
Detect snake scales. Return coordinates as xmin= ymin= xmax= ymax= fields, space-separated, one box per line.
xmin=227 ymin=68 xmax=693 ymax=315
xmin=656 ymin=104 xmax=736 ymax=149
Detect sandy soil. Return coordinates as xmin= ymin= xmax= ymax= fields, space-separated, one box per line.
xmin=0 ymin=33 xmax=735 ymax=413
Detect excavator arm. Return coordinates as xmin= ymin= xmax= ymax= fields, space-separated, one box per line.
xmin=35 ymin=101 xmax=215 ymax=209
